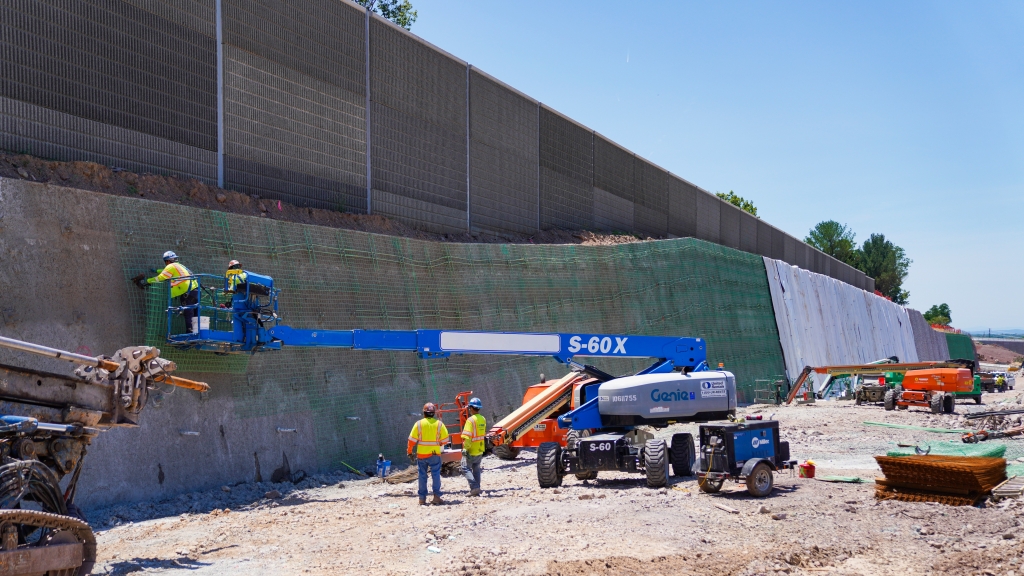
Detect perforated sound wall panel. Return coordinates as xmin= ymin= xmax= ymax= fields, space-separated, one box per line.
xmin=756 ymin=220 xmax=773 ymax=258
xmin=738 ymin=209 xmax=758 ymax=253
xmin=634 ymin=160 xmax=668 ymax=236
xmin=123 ymin=0 xmax=215 ymax=35
xmin=370 ymin=18 xmax=467 ymax=231
xmin=695 ymin=190 xmax=720 ymax=243
xmin=719 ymin=201 xmax=741 ymax=249
xmin=668 ymin=177 xmax=698 ymax=238
xmin=594 ymin=136 xmax=634 ymax=203
xmin=469 ymin=70 xmax=538 ymax=233
xmin=1 ymin=0 xmax=216 ymax=153
xmin=539 ymin=108 xmax=593 ymax=230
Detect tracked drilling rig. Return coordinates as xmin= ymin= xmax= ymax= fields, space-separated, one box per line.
xmin=0 ymin=335 xmax=207 ymax=575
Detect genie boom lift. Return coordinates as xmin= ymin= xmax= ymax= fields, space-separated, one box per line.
xmin=160 ymin=272 xmax=740 ymax=488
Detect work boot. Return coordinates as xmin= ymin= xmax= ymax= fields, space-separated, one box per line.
xmin=470 ymin=488 xmax=481 ymax=497
xmin=418 ymin=498 xmax=427 ymax=506
xmin=430 ymin=495 xmax=444 ymax=505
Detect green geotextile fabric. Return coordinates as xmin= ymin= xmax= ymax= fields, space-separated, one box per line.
xmin=886 ymin=442 xmax=1006 ymax=458
xmin=945 ymin=332 xmax=976 ymax=361
xmin=108 ymin=196 xmax=788 ymax=468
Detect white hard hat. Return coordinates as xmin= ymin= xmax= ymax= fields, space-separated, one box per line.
xmin=162 ymin=251 xmax=178 ymax=262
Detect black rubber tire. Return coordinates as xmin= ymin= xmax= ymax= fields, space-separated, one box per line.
xmin=566 ymin=430 xmax=598 ymax=480
xmin=883 ymin=389 xmax=896 ymax=411
xmin=974 ymin=395 xmax=982 ymax=405
xmin=670 ymin=433 xmax=695 ymax=477
xmin=698 ymin=477 xmax=723 ymax=493
xmin=644 ymin=439 xmax=668 ymax=488
xmin=537 ymin=442 xmax=563 ymax=488
xmin=942 ymin=393 xmax=954 ymax=414
xmin=929 ymin=392 xmax=943 ymax=414
xmin=745 ymin=462 xmax=774 ymax=497
xmin=492 ymin=444 xmax=522 ymax=461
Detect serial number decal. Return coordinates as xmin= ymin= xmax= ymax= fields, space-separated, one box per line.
xmin=567 ymin=336 xmax=628 ymax=355
xmin=589 ymin=442 xmax=613 ymax=452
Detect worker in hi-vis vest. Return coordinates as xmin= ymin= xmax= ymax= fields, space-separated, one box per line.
xmin=225 ymin=259 xmax=248 ymax=293
xmin=460 ymin=397 xmax=486 ymax=496
xmin=407 ymin=403 xmax=450 ymax=505
xmin=145 ymin=251 xmax=200 ymax=333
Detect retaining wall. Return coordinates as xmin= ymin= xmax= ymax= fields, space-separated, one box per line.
xmin=907 ymin=309 xmax=950 ymax=361
xmin=976 ymin=339 xmax=1024 ymax=357
xmin=763 ymin=257 xmax=919 ymax=382
xmin=0 ymin=0 xmax=874 ymax=291
xmin=0 ymin=178 xmax=788 ymax=508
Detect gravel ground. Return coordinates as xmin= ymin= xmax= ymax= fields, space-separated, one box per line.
xmin=87 ymin=392 xmax=1024 ymax=576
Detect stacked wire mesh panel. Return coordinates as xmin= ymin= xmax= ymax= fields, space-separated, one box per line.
xmin=108 ymin=195 xmax=787 ymax=471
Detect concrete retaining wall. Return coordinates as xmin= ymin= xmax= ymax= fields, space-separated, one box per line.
xmin=764 ymin=257 xmax=918 ymax=383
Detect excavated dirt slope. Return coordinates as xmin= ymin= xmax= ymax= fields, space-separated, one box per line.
xmin=87 ymin=391 xmax=1024 ymax=576
xmin=0 ymin=152 xmax=648 ymax=246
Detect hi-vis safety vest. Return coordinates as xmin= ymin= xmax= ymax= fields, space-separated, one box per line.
xmin=461 ymin=413 xmax=487 ymax=457
xmin=226 ymin=269 xmax=248 ymax=292
xmin=148 ymin=262 xmax=198 ymax=298
xmin=407 ymin=417 xmax=449 ymax=459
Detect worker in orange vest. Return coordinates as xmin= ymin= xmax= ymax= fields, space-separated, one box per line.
xmin=460 ymin=397 xmax=486 ymax=496
xmin=407 ymin=403 xmax=449 ymax=505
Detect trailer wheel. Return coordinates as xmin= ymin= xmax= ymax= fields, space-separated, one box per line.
xmin=565 ymin=430 xmax=598 ymax=480
xmin=942 ymin=393 xmax=954 ymax=414
xmin=537 ymin=442 xmax=563 ymax=488
xmin=670 ymin=433 xmax=695 ymax=477
xmin=883 ymin=389 xmax=896 ymax=411
xmin=492 ymin=444 xmax=521 ymax=461
xmin=644 ymin=439 xmax=668 ymax=488
xmin=698 ymin=478 xmax=723 ymax=493
xmin=745 ymin=462 xmax=774 ymax=497
xmin=929 ymin=392 xmax=943 ymax=414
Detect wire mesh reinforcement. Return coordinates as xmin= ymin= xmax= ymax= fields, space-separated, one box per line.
xmin=945 ymin=332 xmax=976 ymax=361
xmin=107 ymin=195 xmax=786 ymax=469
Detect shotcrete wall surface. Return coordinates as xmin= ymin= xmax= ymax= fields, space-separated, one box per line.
xmin=907 ymin=308 xmax=951 ymax=361
xmin=0 ymin=178 xmax=787 ymax=508
xmin=763 ymin=257 xmax=919 ymax=382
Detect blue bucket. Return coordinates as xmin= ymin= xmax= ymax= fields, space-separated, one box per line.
xmin=376 ymin=459 xmax=391 ymax=478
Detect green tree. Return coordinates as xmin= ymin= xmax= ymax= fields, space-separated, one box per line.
xmin=356 ymin=0 xmax=417 ymax=30
xmin=715 ymin=191 xmax=757 ymax=217
xmin=859 ymin=233 xmax=911 ymax=304
xmin=805 ymin=220 xmax=859 ymax=267
xmin=923 ymin=303 xmax=952 ymax=326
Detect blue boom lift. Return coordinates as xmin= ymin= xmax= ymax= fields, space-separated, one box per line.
xmin=158 ymin=272 xmax=792 ymax=493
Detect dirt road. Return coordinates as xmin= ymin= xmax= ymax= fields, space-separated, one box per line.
xmin=89 ymin=393 xmax=1024 ymax=576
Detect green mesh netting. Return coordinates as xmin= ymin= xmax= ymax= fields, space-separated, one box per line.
xmin=107 ymin=195 xmax=787 ymax=469
xmin=945 ymin=332 xmax=976 ymax=361
xmin=887 ymin=442 xmax=1006 ymax=458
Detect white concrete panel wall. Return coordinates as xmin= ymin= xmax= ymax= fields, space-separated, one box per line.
xmin=764 ymin=257 xmax=919 ymax=383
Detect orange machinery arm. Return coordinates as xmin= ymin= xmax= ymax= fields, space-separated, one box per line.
xmin=785 ymin=361 xmax=966 ymax=404
xmin=486 ymin=372 xmax=591 ymax=447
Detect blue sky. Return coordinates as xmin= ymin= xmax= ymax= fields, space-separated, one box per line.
xmin=408 ymin=1 xmax=1023 ymax=330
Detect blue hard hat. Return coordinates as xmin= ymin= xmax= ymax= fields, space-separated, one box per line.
xmin=162 ymin=250 xmax=178 ymax=262
xmin=468 ymin=397 xmax=482 ymax=409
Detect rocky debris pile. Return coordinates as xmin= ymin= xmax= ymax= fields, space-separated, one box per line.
xmin=87 ymin=470 xmax=364 ymax=528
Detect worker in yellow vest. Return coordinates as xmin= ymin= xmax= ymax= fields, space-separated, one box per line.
xmin=460 ymin=397 xmax=486 ymax=496
xmin=407 ymin=403 xmax=449 ymax=505
xmin=145 ymin=251 xmax=200 ymax=333
xmin=225 ymin=259 xmax=248 ymax=293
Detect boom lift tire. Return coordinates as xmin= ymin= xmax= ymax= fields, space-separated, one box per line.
xmin=566 ymin=430 xmax=597 ymax=480
xmin=492 ymin=444 xmax=522 ymax=461
xmin=929 ymin=392 xmax=943 ymax=414
xmin=884 ymin=389 xmax=896 ymax=411
xmin=644 ymin=439 xmax=668 ymax=488
xmin=745 ymin=462 xmax=774 ymax=497
xmin=670 ymin=433 xmax=695 ymax=477
xmin=537 ymin=442 xmax=563 ymax=488
xmin=973 ymin=395 xmax=982 ymax=405
xmin=942 ymin=393 xmax=954 ymax=414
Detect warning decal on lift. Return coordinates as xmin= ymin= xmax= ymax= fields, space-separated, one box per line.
xmin=700 ymin=380 xmax=726 ymax=398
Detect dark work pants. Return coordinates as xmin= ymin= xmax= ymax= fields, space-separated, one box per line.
xmin=179 ymin=289 xmax=199 ymax=331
